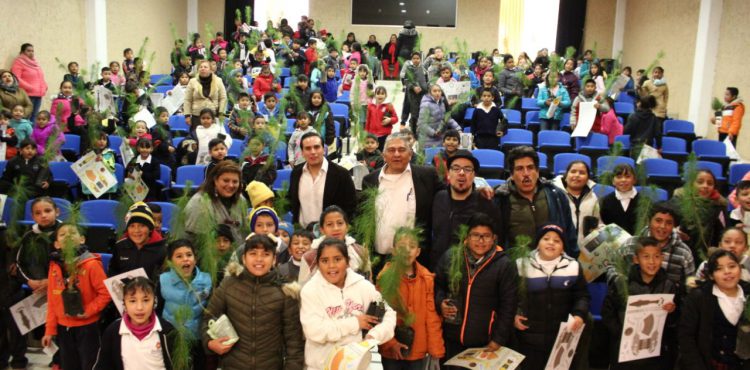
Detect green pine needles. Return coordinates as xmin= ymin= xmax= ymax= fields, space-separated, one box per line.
xmin=447 ymin=224 xmax=469 ymax=298
xmin=508 ymin=234 xmax=533 ymax=303
xmin=351 ymin=187 xmax=381 ymax=271
xmin=377 ymin=226 xmax=423 ymax=327
xmin=170 ymin=305 xmax=195 ymax=370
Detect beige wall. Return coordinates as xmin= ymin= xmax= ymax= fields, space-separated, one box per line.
xmin=310 ymin=0 xmax=501 ymax=55
xmin=621 ymin=0 xmax=699 ymax=124
xmin=582 ymin=0 xmax=616 ymax=58
xmin=711 ymin=0 xmax=750 ymax=158
xmin=199 ymin=0 xmax=226 ymax=39
xmin=107 ymin=0 xmax=188 ymax=76
xmin=0 ymin=0 xmax=87 ymax=108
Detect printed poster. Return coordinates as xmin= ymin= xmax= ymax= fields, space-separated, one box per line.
xmin=119 ymin=139 xmax=134 ymax=166
xmin=133 ymin=107 xmax=157 ymax=129
xmin=103 ymin=268 xmax=148 ymax=315
xmin=160 ymin=85 xmax=185 ymax=116
xmin=571 ymin=102 xmax=597 ymax=137
xmin=325 ymin=339 xmax=379 ymax=370
xmin=618 ymin=294 xmax=674 ymax=363
xmin=93 ymin=85 xmax=116 ymax=115
xmin=578 ymin=224 xmax=632 ymax=282
xmin=11 ymin=293 xmax=47 ymax=335
xmin=71 ymin=150 xmax=118 ymax=199
xmin=545 ymin=316 xmax=585 ymax=370
xmin=444 ymin=347 xmax=525 ymax=370
xmin=123 ymin=177 xmax=149 ymax=203
xmin=442 ymin=80 xmax=472 ymax=104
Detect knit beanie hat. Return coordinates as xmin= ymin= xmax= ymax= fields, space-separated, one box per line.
xmin=278 ymin=221 xmax=293 ymax=236
xmin=216 ymin=224 xmax=234 ymax=242
xmin=248 ymin=206 xmax=279 ymax=231
xmin=534 ymin=223 xmax=565 ymax=248
xmin=126 ymin=202 xmax=155 ymax=230
xmin=246 ymin=181 xmax=275 ymax=208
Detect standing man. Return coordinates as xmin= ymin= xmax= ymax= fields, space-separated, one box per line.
xmin=288 ymin=132 xmax=356 ymax=227
xmin=431 ymin=150 xmax=502 ymax=269
xmin=494 ymin=146 xmax=578 ymax=257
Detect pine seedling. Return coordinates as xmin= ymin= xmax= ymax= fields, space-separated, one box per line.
xmin=508 ymin=235 xmax=533 ymax=303
xmin=447 ymin=224 xmax=470 ymax=298
xmin=351 ymin=187 xmax=381 ymax=271
xmin=377 ymin=227 xmax=422 ymax=327
xmin=168 ymin=183 xmax=194 ymax=241
xmin=170 ymin=305 xmax=195 ymax=370
xmin=596 ymin=141 xmax=624 ymax=190
xmin=273 ymin=181 xmax=291 ymax=219
xmin=675 ymin=155 xmax=711 ymax=261
xmin=6 ymin=176 xmax=31 ymax=242
xmin=711 ymin=97 xmax=724 ymax=112
xmin=633 ymin=163 xmax=655 ymax=234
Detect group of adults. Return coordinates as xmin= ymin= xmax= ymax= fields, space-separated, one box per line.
xmin=1 ymin=43 xmax=47 ymax=121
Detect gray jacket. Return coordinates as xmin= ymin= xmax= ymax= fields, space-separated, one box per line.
xmin=498 ymin=67 xmax=523 ymax=96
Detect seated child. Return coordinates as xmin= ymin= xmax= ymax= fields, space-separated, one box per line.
xmin=277 ymin=221 xmax=293 ymax=247
xmin=0 ymin=139 xmax=51 ymax=198
xmin=203 ymin=234 xmax=304 ymax=369
xmin=227 ymin=92 xmax=256 ymax=139
xmin=96 ymin=277 xmax=176 ymax=370
xmin=158 ymin=239 xmax=212 ymax=369
xmin=81 ymin=131 xmax=118 ymax=198
xmin=42 ymin=223 xmax=111 ymax=370
xmin=128 ymin=120 xmax=152 ymax=148
xmin=249 ymin=115 xmax=276 ymax=154
xmin=432 ymin=129 xmax=461 ymax=182
xmin=9 ymin=104 xmax=33 ymax=142
xmin=252 ymin=64 xmax=280 ymax=102
xmin=356 ymin=133 xmax=384 ymax=172
xmin=31 ymin=110 xmax=64 ymax=159
xmin=241 ymin=137 xmax=276 ymax=188
xmin=277 ymin=229 xmax=314 ymax=281
xmin=150 ymin=107 xmax=176 ymax=170
xmin=245 ymin=181 xmax=275 ymax=211
xmin=599 ymin=164 xmax=639 ymax=235
xmin=204 ymin=138 xmax=229 ymax=177
xmin=147 ymin=202 xmax=164 ymax=235
xmin=0 ymin=111 xmax=18 ymax=159
xmin=194 ymin=108 xmax=231 ymax=165
xmin=729 ymin=180 xmax=750 ymax=229
xmin=125 ymin=138 xmax=162 ymax=201
xmin=695 ymin=227 xmax=750 ymax=283
xmin=257 ymin=92 xmax=284 ymax=124
xmin=288 ymin=111 xmax=315 ymax=166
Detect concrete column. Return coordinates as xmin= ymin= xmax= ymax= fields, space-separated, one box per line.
xmin=188 ymin=0 xmax=199 ymax=34
xmin=85 ymin=0 xmax=108 ymax=69
xmin=612 ymin=0 xmax=626 ymax=56
xmin=688 ymin=0 xmax=723 ymax=136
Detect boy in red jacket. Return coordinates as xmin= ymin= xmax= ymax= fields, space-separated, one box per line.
xmin=42 ymin=224 xmax=111 ymax=370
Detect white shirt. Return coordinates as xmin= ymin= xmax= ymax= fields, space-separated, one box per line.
xmin=119 ymin=318 xmax=166 ymax=370
xmin=374 ymin=164 xmax=416 ymax=255
xmin=615 ymin=188 xmax=638 ymax=211
xmin=712 ymin=284 xmax=746 ymax=325
xmin=299 ymin=159 xmax=329 ymax=227
xmin=136 ymin=154 xmax=152 ymax=166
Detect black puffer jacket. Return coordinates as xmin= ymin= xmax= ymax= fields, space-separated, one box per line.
xmin=109 ymin=230 xmax=167 ymax=280
xmin=624 ymin=109 xmax=662 ymax=149
xmin=435 ymin=246 xmax=518 ymax=348
xmin=202 ymin=262 xmax=304 ymax=370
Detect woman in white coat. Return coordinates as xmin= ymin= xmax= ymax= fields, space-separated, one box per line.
xmin=300 ymin=238 xmax=396 ymax=370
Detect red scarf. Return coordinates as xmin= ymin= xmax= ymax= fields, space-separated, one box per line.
xmin=123 ymin=312 xmax=157 ymax=340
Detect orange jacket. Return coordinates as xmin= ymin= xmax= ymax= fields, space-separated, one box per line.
xmin=378 ymin=262 xmax=445 ymax=361
xmin=45 ymin=252 xmax=111 ymax=336
xmin=718 ymin=99 xmax=745 ymax=136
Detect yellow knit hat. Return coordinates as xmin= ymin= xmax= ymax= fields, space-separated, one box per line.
xmin=245 ymin=181 xmax=275 ymax=208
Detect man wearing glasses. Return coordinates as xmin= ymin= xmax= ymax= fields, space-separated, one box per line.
xmin=430 ymin=150 xmax=502 ymax=270
xmin=493 ymin=146 xmax=579 ymax=257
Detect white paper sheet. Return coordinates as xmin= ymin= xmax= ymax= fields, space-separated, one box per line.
xmin=636 ymin=144 xmax=661 ymax=164
xmin=11 ymin=293 xmax=47 ymax=335
xmin=104 ymin=268 xmax=148 ymax=315
xmin=618 ymin=294 xmax=674 ymax=363
xmin=93 ymin=85 xmax=116 ymax=115
xmin=43 ymin=340 xmax=58 ymax=356
xmin=445 ymin=347 xmax=525 ymax=370
xmin=71 ymin=151 xmax=118 ymax=198
xmin=571 ymin=102 xmax=597 ymax=137
xmin=325 ymin=339 xmax=379 ymax=370
xmin=724 ymin=137 xmax=739 ymax=161
xmin=545 ymin=316 xmax=585 ymax=370
xmin=160 ymin=86 xmax=185 ymax=116
xmin=123 ymin=177 xmax=149 ymax=202
xmin=133 ymin=108 xmax=157 ymax=129
xmin=578 ymin=224 xmax=633 ymax=282
xmin=119 ymin=140 xmax=134 ymax=166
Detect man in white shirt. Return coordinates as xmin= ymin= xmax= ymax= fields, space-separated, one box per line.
xmin=288 ymin=132 xmax=356 ymax=227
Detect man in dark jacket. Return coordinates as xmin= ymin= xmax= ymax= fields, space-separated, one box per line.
xmin=288 ymin=132 xmax=356 ymax=227
xmin=435 ymin=213 xmax=518 ymax=366
xmin=493 ymin=146 xmax=578 ymax=257
xmin=431 ymin=150 xmax=502 ymax=270
xmin=395 ymin=20 xmax=418 ymax=61
xmin=402 ymin=52 xmax=429 ymax=133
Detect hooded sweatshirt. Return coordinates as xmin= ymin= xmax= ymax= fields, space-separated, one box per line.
xmin=300 ymin=268 xmax=396 ymax=370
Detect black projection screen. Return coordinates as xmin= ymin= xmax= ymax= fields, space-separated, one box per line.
xmin=351 ymin=0 xmax=457 ymax=27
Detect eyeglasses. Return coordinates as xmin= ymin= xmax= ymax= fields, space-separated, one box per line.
xmin=450 ymin=166 xmax=475 ymax=174
xmin=468 ymin=233 xmax=493 ymax=242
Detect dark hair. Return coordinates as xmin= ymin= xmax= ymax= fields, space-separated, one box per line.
xmin=136 ymin=137 xmax=152 ymax=148
xmin=154 ymin=106 xmax=168 ymax=117
xmin=100 ymin=66 xmax=111 ymax=73
xmin=503 ymin=54 xmax=514 ymax=64
xmin=292 ymin=38 xmax=304 ymax=46
xmin=300 ymin=131 xmax=323 ymax=150
xmin=215 ymin=31 xmax=223 ymax=37
xmin=59 ymin=80 xmax=73 ymax=89
xmin=296 ymin=74 xmax=309 ymax=83
xmin=199 ymin=160 xmax=242 ymax=202
xmin=208 ymin=138 xmax=227 ymax=151
xmin=735 ymin=180 xmax=750 ymax=193
xmin=122 ymin=277 xmax=156 ymax=300
xmin=292 ymin=229 xmax=315 ymax=242
xmin=706 ymin=249 xmax=740 ymax=280
xmin=123 ymin=48 xmax=133 ymax=55
xmin=411 ymin=51 xmax=422 ymax=59
xmin=466 ymin=212 xmax=496 ymax=235
xmin=199 ymin=108 xmax=215 ymax=118
xmin=20 ymin=43 xmax=33 ymax=53
xmin=653 ymin=66 xmax=664 ymax=73
xmin=53 ymin=222 xmax=84 ymax=242
xmin=623 ymin=66 xmax=632 ymax=74
xmin=308 ymin=91 xmax=326 ymax=108
xmin=612 ymin=163 xmax=635 ymax=177
xmin=237 ymin=92 xmax=250 ymax=100
xmin=244 ymin=234 xmax=276 ymax=254
xmin=168 ymin=239 xmax=196 ymax=259
xmin=36 ymin=110 xmax=51 ymax=120
xmin=439 ymin=65 xmax=452 ymax=74
xmin=633 ymin=236 xmax=660 ymax=254
xmin=0 ymin=111 xmax=11 ymax=120
xmin=315 ymin=238 xmax=350 ymax=262
xmin=319 ymin=205 xmax=349 ymax=226
xmin=443 ymin=129 xmax=460 ymax=141
xmin=649 ymin=202 xmax=680 ymax=227
xmin=67 ymin=61 xmax=78 ymax=69
xmin=146 ymin=202 xmax=162 ymax=214
xmin=719 ymin=227 xmax=747 ymax=245
xmin=564 ymin=160 xmax=591 ymax=179
xmin=694 ymin=169 xmax=717 ymax=185
xmin=637 ymin=95 xmax=657 ymax=110
xmin=19 ymin=138 xmax=35 ymax=150
xmin=584 ymin=79 xmax=596 ymax=86
xmin=507 ymin=146 xmax=539 ymax=171
xmin=296 ymin=111 xmax=311 ymax=121
xmin=263 ymin=92 xmax=277 ymax=102
xmin=727 ymin=87 xmax=739 ymax=98
xmin=31 ymin=196 xmax=58 ymax=211
xmin=351 ymin=42 xmax=362 ymax=53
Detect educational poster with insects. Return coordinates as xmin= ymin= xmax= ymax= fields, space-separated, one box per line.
xmin=618 ymin=294 xmax=674 ymax=363
xmin=71 ymin=150 xmax=118 ymax=198
xmin=11 ymin=293 xmax=47 ymax=335
xmin=444 ymin=347 xmax=525 ymax=370
xmin=104 ymin=268 xmax=148 ymax=315
xmin=578 ymin=224 xmax=632 ymax=282
xmin=545 ymin=316 xmax=585 ymax=370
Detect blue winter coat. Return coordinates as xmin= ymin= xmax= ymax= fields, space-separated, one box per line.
xmin=536 ymin=83 xmax=571 ymax=121
xmin=160 ymin=267 xmax=212 ymax=337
